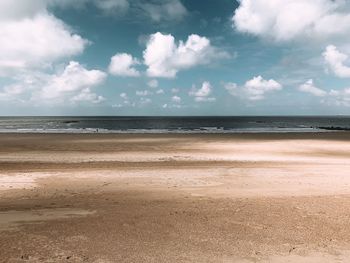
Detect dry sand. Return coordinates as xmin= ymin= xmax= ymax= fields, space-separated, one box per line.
xmin=2 ymin=133 xmax=350 ymax=262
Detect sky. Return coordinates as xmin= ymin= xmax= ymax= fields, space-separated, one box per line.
xmin=1 ymin=0 xmax=350 ymax=116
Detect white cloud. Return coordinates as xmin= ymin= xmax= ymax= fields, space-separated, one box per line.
xmin=156 ymin=89 xmax=164 ymax=94
xmin=37 ymin=61 xmax=107 ymax=103
xmin=189 ymin=81 xmax=216 ymax=102
xmin=136 ymin=90 xmax=152 ymax=96
xmin=171 ymin=95 xmax=181 ymax=103
xmin=293 ymin=79 xmax=350 ymax=106
xmin=232 ymin=0 xmax=350 ymax=42
xmin=71 ymin=88 xmax=105 ymax=104
xmin=296 ymin=80 xmax=350 ymax=106
xmin=0 ymin=77 xmax=33 ymax=102
xmin=323 ymin=45 xmax=350 ymax=78
xmin=112 ymin=103 xmax=123 ymax=108
xmin=112 ymin=97 xmax=136 ymax=108
xmin=115 ymin=92 xmax=135 ymax=107
xmin=139 ymin=97 xmax=152 ymax=104
xmin=1 ymin=61 xmax=106 ymax=104
xmin=195 ymin=97 xmax=216 ymax=102
xmin=0 ymin=13 xmax=87 ymax=75
xmin=298 ymin=79 xmax=327 ymax=97
xmin=109 ymin=53 xmax=140 ymax=77
xmin=140 ymin=0 xmax=187 ymax=22
xmin=120 ymin=92 xmax=128 ymax=99
xmin=147 ymin=79 xmax=159 ymax=88
xmin=143 ymin=32 xmax=229 ymax=78
xmin=190 ymin=81 xmax=211 ymax=97
xmin=0 ymin=1 xmax=88 ymax=76
xmin=243 ymin=76 xmax=282 ymax=100
xmin=171 ymin=88 xmax=179 ymax=93
xmin=321 ymin=87 xmax=350 ymax=106
xmin=0 ymin=1 xmax=114 ymax=106
xmin=224 ymin=76 xmax=282 ymax=101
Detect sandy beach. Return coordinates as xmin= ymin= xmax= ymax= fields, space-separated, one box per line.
xmin=2 ymin=133 xmax=350 ymax=262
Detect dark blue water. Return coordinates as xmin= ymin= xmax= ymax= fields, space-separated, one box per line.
xmin=0 ymin=116 xmax=349 ymax=133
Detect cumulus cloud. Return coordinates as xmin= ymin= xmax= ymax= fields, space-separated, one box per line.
xmin=139 ymin=97 xmax=152 ymax=105
xmin=120 ymin=92 xmax=128 ymax=100
xmin=0 ymin=62 xmax=106 ymax=105
xmin=189 ymin=81 xmax=216 ymax=102
xmin=296 ymin=79 xmax=350 ymax=106
xmin=323 ymin=45 xmax=350 ymax=78
xmin=143 ymin=32 xmax=229 ymax=78
xmin=171 ymin=95 xmax=181 ymax=103
xmin=232 ymin=0 xmax=350 ymax=42
xmin=147 ymin=79 xmax=159 ymax=88
xmin=298 ymin=79 xmax=327 ymax=97
xmin=136 ymin=90 xmax=152 ymax=96
xmin=244 ymin=76 xmax=282 ymax=100
xmin=190 ymin=82 xmax=211 ymax=97
xmin=108 ymin=53 xmax=140 ymax=77
xmin=224 ymin=76 xmax=282 ymax=101
xmin=37 ymin=61 xmax=106 ymax=103
xmin=0 ymin=1 xmax=115 ymax=107
xmin=0 ymin=13 xmax=87 ymax=75
xmin=114 ymin=92 xmax=135 ymax=107
xmin=112 ymin=103 xmax=123 ymax=108
xmin=320 ymin=87 xmax=350 ymax=106
xmin=117 ymin=92 xmax=133 ymax=106
xmin=71 ymin=88 xmax=105 ymax=104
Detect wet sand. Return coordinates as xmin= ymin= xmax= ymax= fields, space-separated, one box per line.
xmin=2 ymin=133 xmax=350 ymax=262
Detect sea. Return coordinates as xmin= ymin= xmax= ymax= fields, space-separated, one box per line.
xmin=0 ymin=116 xmax=350 ymax=133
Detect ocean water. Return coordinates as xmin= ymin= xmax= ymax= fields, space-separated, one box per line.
xmin=0 ymin=116 xmax=349 ymax=133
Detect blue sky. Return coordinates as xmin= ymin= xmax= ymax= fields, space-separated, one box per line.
xmin=1 ymin=0 xmax=350 ymax=116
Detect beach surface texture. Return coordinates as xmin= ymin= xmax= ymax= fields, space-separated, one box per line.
xmin=1 ymin=133 xmax=350 ymax=262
